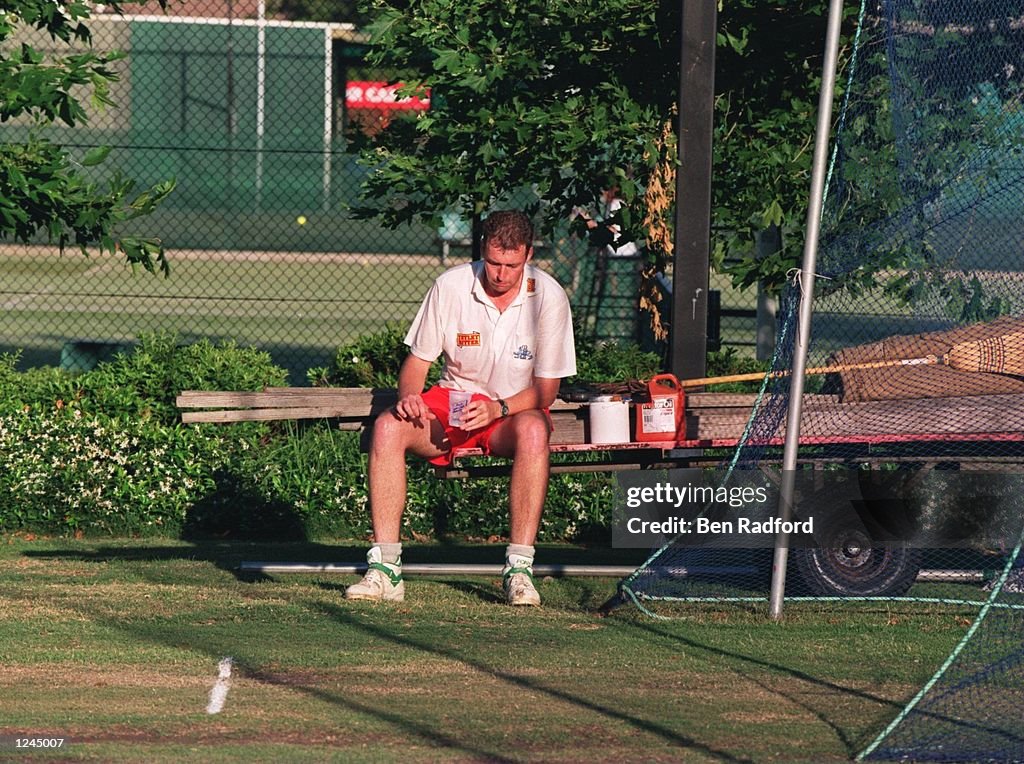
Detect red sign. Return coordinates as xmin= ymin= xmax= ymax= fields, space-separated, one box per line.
xmin=345 ymin=81 xmax=430 ymax=111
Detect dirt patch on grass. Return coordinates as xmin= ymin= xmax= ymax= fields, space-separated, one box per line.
xmin=0 ymin=599 xmax=94 ymax=621
xmin=0 ymin=663 xmax=213 ymax=690
xmin=1 ymin=662 xmax=491 ymax=690
xmin=0 ymin=557 xmax=106 ymax=578
xmin=1 ymin=581 xmax=303 ymax=622
xmin=0 ymin=660 xmax=916 ymax=761
xmin=722 ymin=708 xmax=806 ymax=724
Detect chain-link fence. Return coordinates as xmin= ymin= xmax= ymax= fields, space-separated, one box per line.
xmin=1 ymin=4 xmax=755 ymax=383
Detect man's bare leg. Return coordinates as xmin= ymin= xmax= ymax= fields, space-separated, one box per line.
xmin=490 ymin=410 xmax=551 ymax=544
xmin=490 ymin=411 xmax=551 ymax=605
xmin=367 ymin=410 xmax=449 ymax=541
xmin=489 ymin=411 xmax=552 ymax=540
xmin=346 ymin=411 xmax=447 ymax=602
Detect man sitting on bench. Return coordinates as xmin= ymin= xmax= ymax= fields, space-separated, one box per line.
xmin=345 ymin=210 xmax=577 ymax=606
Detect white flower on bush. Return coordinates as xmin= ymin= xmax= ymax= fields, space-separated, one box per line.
xmin=0 ymin=409 xmax=219 ymax=533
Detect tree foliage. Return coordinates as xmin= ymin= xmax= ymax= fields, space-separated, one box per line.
xmin=713 ymin=0 xmax=851 ymax=293
xmin=355 ymin=0 xmax=1013 ymax=305
xmin=0 ymin=0 xmax=175 ymax=275
xmin=351 ymin=0 xmax=678 ymax=255
xmin=350 ymin=0 xmax=858 ymax=294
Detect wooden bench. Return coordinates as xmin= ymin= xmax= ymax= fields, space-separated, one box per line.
xmin=176 ymin=387 xmax=757 ymax=477
xmin=177 ymin=387 xmax=1024 ymax=476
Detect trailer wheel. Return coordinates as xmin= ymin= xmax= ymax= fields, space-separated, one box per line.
xmin=793 ymin=524 xmax=922 ymax=597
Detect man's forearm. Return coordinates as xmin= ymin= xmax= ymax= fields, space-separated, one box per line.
xmin=502 ymin=378 xmax=561 ymax=416
xmin=397 ymin=355 xmax=432 ymax=399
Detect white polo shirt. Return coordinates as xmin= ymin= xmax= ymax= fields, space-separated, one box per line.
xmin=405 ymin=261 xmax=577 ymax=400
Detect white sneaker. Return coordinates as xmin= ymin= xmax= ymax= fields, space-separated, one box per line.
xmin=345 ymin=551 xmax=404 ymax=602
xmin=503 ymin=566 xmax=540 ymax=607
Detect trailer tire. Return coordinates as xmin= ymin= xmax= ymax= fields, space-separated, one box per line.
xmin=793 ymin=524 xmax=922 ymax=597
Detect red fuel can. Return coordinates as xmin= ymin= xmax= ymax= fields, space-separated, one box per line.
xmin=634 ymin=373 xmax=684 ymax=442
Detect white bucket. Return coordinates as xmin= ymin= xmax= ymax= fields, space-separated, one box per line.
xmin=587 ymin=396 xmax=631 ymax=444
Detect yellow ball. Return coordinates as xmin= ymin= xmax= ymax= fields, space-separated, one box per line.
xmin=296 ymin=215 xmax=307 ymax=226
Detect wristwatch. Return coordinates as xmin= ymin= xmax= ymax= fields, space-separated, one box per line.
xmin=498 ymin=399 xmax=509 ymax=418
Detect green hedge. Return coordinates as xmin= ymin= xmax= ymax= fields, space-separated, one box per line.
xmin=1 ymin=330 xmax=667 ymax=541
xmin=0 ymin=334 xmax=284 ymax=537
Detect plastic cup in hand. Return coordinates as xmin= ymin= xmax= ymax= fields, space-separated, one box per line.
xmin=448 ymin=390 xmax=473 ymax=428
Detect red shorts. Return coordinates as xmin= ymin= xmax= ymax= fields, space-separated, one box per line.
xmin=419 ymin=386 xmax=552 ymax=467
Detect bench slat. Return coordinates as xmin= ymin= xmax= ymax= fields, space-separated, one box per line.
xmin=177 ymin=388 xmax=396 ymax=410
xmin=181 ymin=407 xmax=377 ymax=424
xmin=178 ymin=388 xmax=585 ymax=412
xmin=263 ymin=387 xmax=586 ymax=411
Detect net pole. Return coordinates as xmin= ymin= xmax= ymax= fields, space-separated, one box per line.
xmin=767 ymin=0 xmax=845 ymax=620
xmin=256 ymin=0 xmax=266 ymax=207
xmin=322 ymin=26 xmax=333 ymax=212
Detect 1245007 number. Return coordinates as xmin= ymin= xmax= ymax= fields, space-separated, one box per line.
xmin=16 ymin=738 xmax=65 ymax=748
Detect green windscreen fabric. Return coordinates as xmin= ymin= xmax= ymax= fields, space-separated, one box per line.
xmin=128 ymin=21 xmax=329 ymax=213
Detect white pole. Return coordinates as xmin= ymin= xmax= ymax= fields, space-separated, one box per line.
xmin=767 ymin=0 xmax=845 ymax=620
xmin=256 ymin=0 xmax=266 ymax=207
xmin=322 ymin=27 xmax=332 ymax=212
xmin=238 ymin=562 xmax=984 ymax=582
xmin=239 ymin=562 xmax=642 ymax=577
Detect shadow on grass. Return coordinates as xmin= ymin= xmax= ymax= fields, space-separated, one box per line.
xmin=17 ymin=540 xmax=1014 ymax=759
xmin=50 ymin=586 xmax=748 ymax=761
xmin=618 ymin=616 xmax=999 ymax=759
xmin=55 ymin=600 xmax=522 ymax=763
xmin=20 ymin=541 xmax=369 ymax=584
xmin=625 ymin=617 xmax=876 ymax=758
xmin=313 ymin=602 xmax=753 ymax=762
xmin=24 ymin=543 xmax=743 ymax=760
xmin=432 ymin=579 xmax=505 ymax=604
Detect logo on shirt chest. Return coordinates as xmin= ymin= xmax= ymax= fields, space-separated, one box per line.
xmin=513 ymin=344 xmax=534 ymax=360
xmin=457 ymin=332 xmax=481 ymax=348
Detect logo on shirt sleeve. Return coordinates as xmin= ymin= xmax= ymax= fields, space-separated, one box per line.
xmin=457 ymin=332 xmax=482 ymax=347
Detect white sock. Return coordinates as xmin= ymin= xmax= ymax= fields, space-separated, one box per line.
xmin=505 ymin=543 xmax=535 ymax=571
xmin=370 ymin=543 xmax=402 ymax=566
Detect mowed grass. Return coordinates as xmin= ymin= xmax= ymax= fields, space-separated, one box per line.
xmin=0 ymin=249 xmax=449 ymax=360
xmin=0 ymin=248 xmax=463 ymax=377
xmin=0 ymin=537 xmax=971 ymax=763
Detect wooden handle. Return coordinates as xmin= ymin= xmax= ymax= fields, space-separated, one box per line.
xmin=679 ymin=355 xmax=940 ymax=388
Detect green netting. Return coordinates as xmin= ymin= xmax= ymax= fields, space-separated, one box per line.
xmin=621 ymin=2 xmax=1024 ymax=758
